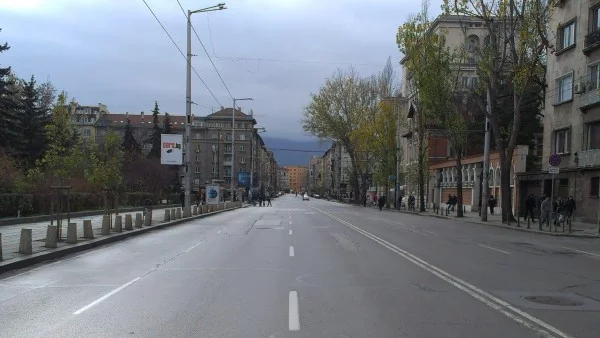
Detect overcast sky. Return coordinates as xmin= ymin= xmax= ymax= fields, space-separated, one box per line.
xmin=1 ymin=0 xmax=440 ymax=140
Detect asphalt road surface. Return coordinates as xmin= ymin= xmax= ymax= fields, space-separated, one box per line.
xmin=1 ymin=195 xmax=599 ymax=338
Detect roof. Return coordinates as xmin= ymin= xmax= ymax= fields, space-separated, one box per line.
xmin=208 ymin=108 xmax=255 ymax=120
xmin=97 ymin=113 xmax=186 ymax=127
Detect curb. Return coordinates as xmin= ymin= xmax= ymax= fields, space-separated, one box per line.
xmin=0 ymin=204 xmax=181 ymax=227
xmin=0 ymin=206 xmax=241 ymax=274
xmin=348 ymin=203 xmax=599 ymax=238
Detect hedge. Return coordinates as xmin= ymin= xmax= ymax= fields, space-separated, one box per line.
xmin=0 ymin=192 xmax=165 ymax=218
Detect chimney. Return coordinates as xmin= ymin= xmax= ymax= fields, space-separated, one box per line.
xmin=140 ymin=111 xmax=144 ymax=119
xmin=125 ymin=112 xmax=129 ymax=119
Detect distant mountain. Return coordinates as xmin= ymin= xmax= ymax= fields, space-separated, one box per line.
xmin=262 ymin=137 xmax=331 ymax=166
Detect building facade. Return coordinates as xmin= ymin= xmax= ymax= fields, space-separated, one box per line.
xmin=541 ymin=0 xmax=600 ymax=221
xmin=69 ymin=103 xmax=109 ymax=142
xmin=285 ymin=165 xmax=308 ymax=192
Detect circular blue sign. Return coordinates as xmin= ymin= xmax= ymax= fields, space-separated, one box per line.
xmin=549 ymin=154 xmax=561 ymax=167
xmin=207 ymin=188 xmax=218 ymax=199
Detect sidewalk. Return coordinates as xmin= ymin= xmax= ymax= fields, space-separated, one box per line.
xmin=361 ymin=203 xmax=599 ymax=238
xmin=0 ymin=203 xmax=242 ymax=272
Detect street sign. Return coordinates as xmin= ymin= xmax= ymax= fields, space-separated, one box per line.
xmin=549 ymin=154 xmax=561 ymax=167
xmin=549 ymin=167 xmax=560 ymax=174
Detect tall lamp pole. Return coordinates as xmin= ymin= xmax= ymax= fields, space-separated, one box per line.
xmin=231 ymin=97 xmax=254 ymax=201
xmin=183 ymin=3 xmax=226 ymax=217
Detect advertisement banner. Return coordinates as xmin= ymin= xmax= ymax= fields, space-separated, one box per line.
xmin=238 ymin=172 xmax=250 ymax=188
xmin=160 ymin=134 xmax=183 ymax=165
xmin=205 ymin=185 xmax=220 ymax=205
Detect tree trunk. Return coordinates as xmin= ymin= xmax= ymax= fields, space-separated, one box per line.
xmin=455 ymin=154 xmax=464 ymax=217
xmin=418 ymin=133 xmax=426 ymax=212
xmin=500 ymin=157 xmax=515 ymax=223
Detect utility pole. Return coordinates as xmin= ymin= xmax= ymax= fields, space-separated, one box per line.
xmin=231 ymin=99 xmax=236 ymax=202
xmin=184 ymin=9 xmax=192 ymax=218
xmin=182 ymin=3 xmax=226 ymax=217
xmin=481 ymin=88 xmax=491 ymax=222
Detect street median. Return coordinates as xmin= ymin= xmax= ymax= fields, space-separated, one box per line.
xmin=0 ymin=202 xmax=243 ymax=274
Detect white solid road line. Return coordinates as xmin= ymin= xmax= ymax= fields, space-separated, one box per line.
xmin=289 ymin=229 xmax=293 ymax=235
xmin=563 ymin=246 xmax=600 ymax=258
xmin=217 ymin=229 xmax=222 ymax=234
xmin=289 ymin=291 xmax=300 ymax=331
xmin=478 ymin=244 xmax=511 ymax=255
xmin=289 ymin=246 xmax=295 ymax=257
xmin=314 ymin=207 xmax=573 ymax=338
xmin=73 ymin=277 xmax=141 ymax=315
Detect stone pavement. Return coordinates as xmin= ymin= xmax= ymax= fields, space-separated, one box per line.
xmin=357 ymin=202 xmax=599 ymax=237
xmin=0 ymin=207 xmax=173 ymax=262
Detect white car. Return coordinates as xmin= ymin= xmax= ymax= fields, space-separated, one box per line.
xmin=302 ymin=193 xmax=309 ymax=201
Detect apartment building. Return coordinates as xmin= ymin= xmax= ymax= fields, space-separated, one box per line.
xmin=95 ymin=107 xmax=276 ymax=197
xmin=400 ymin=15 xmax=488 ymax=209
xmin=69 ymin=103 xmax=109 ymax=142
xmin=543 ymin=0 xmax=600 ymax=221
xmin=285 ymin=165 xmax=308 ymax=192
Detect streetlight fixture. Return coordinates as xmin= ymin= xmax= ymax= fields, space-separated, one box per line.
xmin=231 ymin=97 xmax=254 ymax=202
xmin=183 ymin=3 xmax=227 ymax=218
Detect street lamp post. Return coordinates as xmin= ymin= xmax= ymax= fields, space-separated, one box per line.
xmin=183 ymin=3 xmax=226 ymax=217
xmin=231 ymin=97 xmax=254 ymax=202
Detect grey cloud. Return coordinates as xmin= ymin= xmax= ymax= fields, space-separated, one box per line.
xmin=1 ymin=0 xmax=429 ymax=140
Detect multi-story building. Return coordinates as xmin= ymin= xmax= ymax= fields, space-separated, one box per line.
xmin=400 ymin=14 xmax=488 ymax=209
xmin=307 ymin=155 xmax=320 ymax=191
xmin=69 ymin=103 xmax=109 ymax=142
xmin=95 ymin=107 xmax=277 ymax=197
xmin=277 ymin=166 xmax=289 ymax=192
xmin=541 ymin=0 xmax=600 ymax=221
xmin=285 ymin=165 xmax=308 ymax=192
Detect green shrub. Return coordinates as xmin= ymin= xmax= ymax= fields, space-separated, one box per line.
xmin=0 ymin=194 xmax=33 ymax=217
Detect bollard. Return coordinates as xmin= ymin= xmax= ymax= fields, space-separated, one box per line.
xmin=176 ymin=208 xmax=182 ymax=219
xmin=164 ymin=209 xmax=171 ymax=221
xmin=193 ymin=206 xmax=198 ymax=215
xmin=101 ymin=215 xmax=111 ymax=235
xmin=83 ymin=220 xmax=94 ymax=239
xmin=67 ymin=223 xmax=77 ymax=244
xmin=170 ymin=209 xmax=176 ymax=221
xmin=114 ymin=215 xmax=123 ymax=232
xmin=19 ymin=229 xmax=33 ymax=254
xmin=124 ymin=214 xmax=133 ymax=230
xmin=202 ymin=205 xmax=207 ymax=214
xmin=45 ymin=225 xmax=58 ymax=248
xmin=144 ymin=210 xmax=152 ymax=226
xmin=100 ymin=215 xmax=110 ymax=236
xmin=135 ymin=213 xmax=143 ymax=228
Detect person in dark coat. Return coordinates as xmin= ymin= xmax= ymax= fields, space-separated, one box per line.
xmin=524 ymin=194 xmax=536 ymax=221
xmin=488 ymin=195 xmax=496 ymax=214
xmin=378 ymin=195 xmax=386 ymax=211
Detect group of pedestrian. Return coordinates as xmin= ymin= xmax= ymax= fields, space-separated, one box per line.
xmin=530 ymin=194 xmax=575 ymax=228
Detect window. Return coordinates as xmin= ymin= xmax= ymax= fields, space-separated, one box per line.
xmin=591 ymin=177 xmax=600 ymax=197
xmin=194 ymin=166 xmax=201 ymax=174
xmin=211 ymin=132 xmax=218 ymax=139
xmin=195 ymin=132 xmax=201 ymax=139
xmin=556 ymin=73 xmax=573 ymax=103
xmin=224 ymin=168 xmax=230 ymax=176
xmin=585 ymin=121 xmax=600 ymax=150
xmin=590 ymin=63 xmax=600 ymax=90
xmin=240 ymin=145 xmax=245 ymax=152
xmin=224 ymin=155 xmax=232 ymax=162
xmin=225 ymin=133 xmax=232 ymax=141
xmin=196 ymin=144 xmax=201 ymax=151
xmin=559 ymin=21 xmax=576 ymax=50
xmin=592 ymin=6 xmax=600 ymax=32
xmin=225 ymin=145 xmax=232 ymax=152
xmin=553 ymin=128 xmax=571 ymax=154
xmin=196 ymin=154 xmax=201 ymax=162
xmin=239 ymin=133 xmax=246 ymax=141
xmin=240 ymin=157 xmax=246 ymax=164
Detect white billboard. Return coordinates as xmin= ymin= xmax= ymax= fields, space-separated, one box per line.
xmin=160 ymin=134 xmax=183 ymax=165
xmin=206 ymin=185 xmax=220 ymax=205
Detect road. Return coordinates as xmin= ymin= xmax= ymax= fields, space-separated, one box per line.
xmin=1 ymin=195 xmax=599 ymax=338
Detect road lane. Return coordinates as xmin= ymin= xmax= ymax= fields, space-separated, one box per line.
xmin=1 ymin=195 xmax=597 ymax=337
xmin=314 ymin=198 xmax=600 ymax=338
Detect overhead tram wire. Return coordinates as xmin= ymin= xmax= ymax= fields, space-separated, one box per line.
xmin=140 ymin=0 xmax=222 ymax=106
xmin=175 ymin=0 xmax=234 ymax=100
xmin=267 ymin=148 xmax=330 ymax=153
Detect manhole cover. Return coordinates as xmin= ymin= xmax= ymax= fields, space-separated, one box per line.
xmin=523 ymin=296 xmax=584 ymax=307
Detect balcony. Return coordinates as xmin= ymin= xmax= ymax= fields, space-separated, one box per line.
xmin=584 ymin=30 xmax=600 ymax=55
xmin=577 ymin=149 xmax=600 ymax=168
xmin=579 ymin=87 xmax=600 ymax=111
xmin=223 ymin=161 xmax=233 ymax=166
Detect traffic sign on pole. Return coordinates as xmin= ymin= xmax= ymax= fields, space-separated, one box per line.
xmin=549 ymin=154 xmax=561 ymax=167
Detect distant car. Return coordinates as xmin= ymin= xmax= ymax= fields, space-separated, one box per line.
xmin=302 ymin=193 xmax=309 ymax=201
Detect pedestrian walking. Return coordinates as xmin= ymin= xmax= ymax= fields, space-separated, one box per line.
xmin=378 ymin=195 xmax=386 ymax=211
xmin=524 ymin=194 xmax=536 ymax=221
xmin=267 ymin=195 xmax=272 ymax=207
xmin=488 ymin=195 xmax=496 ymax=214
